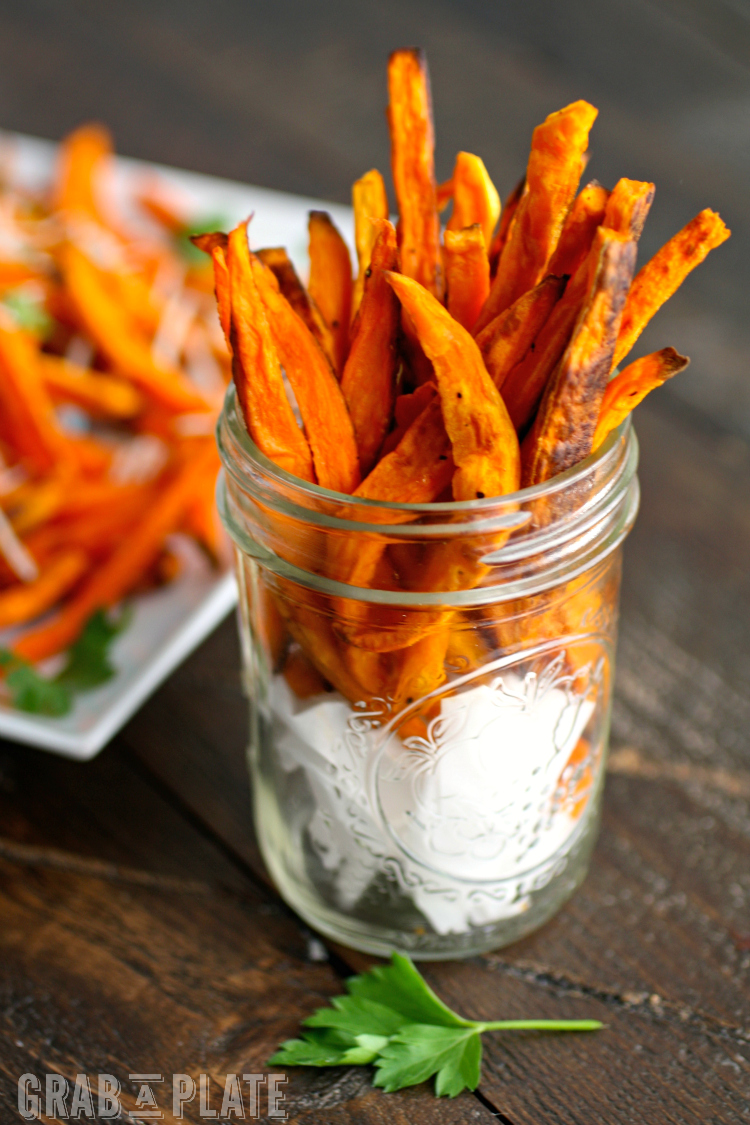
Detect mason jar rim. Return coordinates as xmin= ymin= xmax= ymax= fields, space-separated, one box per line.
xmin=217 ymin=380 xmax=629 ymax=521
xmin=217 ymin=381 xmax=640 ymax=605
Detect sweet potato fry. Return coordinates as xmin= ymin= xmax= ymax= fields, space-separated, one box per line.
xmin=53 ymin=123 xmax=112 ymax=222
xmin=501 ymin=225 xmax=613 ymax=432
xmin=282 ymin=646 xmax=329 ymax=698
xmin=385 ymin=272 xmax=520 ymax=500
xmin=139 ymin=178 xmax=190 ymax=233
xmin=409 ymin=536 xmax=489 ymax=597
xmin=488 ymin=174 xmax=525 ymax=276
xmin=278 ymin=603 xmax=375 ymax=704
xmin=352 ymin=169 xmax=390 ymax=318
xmin=66 ymin=435 xmax=112 ymax=477
xmin=446 ymin=619 xmax=489 ymax=672
xmin=328 ymin=393 xmax=452 ymax=589
xmin=14 ymin=444 xmax=216 ymax=663
xmin=307 ymin=211 xmax=352 ymax=375
xmin=522 ymin=231 xmax=637 ymax=486
xmin=226 ymin=224 xmax=315 ymax=483
xmin=445 ymin=152 xmax=501 ymax=248
xmin=329 ymin=397 xmax=452 ymax=589
xmin=256 ymin=247 xmax=336 ymax=368
xmin=45 ymin=477 xmax=152 ymax=519
xmin=254 ymin=579 xmax=288 ymax=672
xmin=184 ymin=444 xmax=226 ymax=562
xmin=0 ymin=502 xmax=38 ymax=583
xmin=343 ymin=642 xmax=396 ymax=698
xmin=60 ymin=244 xmax=208 ymax=412
xmin=475 ymin=274 xmax=564 ymax=392
xmin=436 ymin=177 xmax=453 ymax=212
xmin=0 ymin=262 xmax=39 ymax=291
xmin=392 ymin=629 xmax=449 ymax=710
xmin=395 ymin=381 xmax=437 ymax=430
xmin=444 ymin=225 xmax=490 ymax=333
xmin=249 ymin=251 xmax=361 ymax=494
xmin=19 ymin=484 xmax=155 ymax=564
xmin=110 ymin=268 xmax=165 ymax=339
xmin=592 ymin=347 xmax=689 ymax=450
xmin=340 ymin=220 xmax=400 ymax=474
xmin=476 ymin=101 xmax=597 ymax=332
xmin=4 ymin=471 xmax=73 ymax=535
xmin=547 ymin=181 xmax=609 ymax=278
xmin=40 ymin=355 xmax=143 ymax=418
xmin=613 ymin=209 xmax=730 ymax=368
xmin=380 ymin=381 xmax=437 ymax=457
xmin=602 ymin=178 xmax=655 ymax=240
xmin=0 ymin=322 xmax=70 ymax=473
xmin=387 ymin=48 xmax=443 ymax=299
xmin=190 ymin=231 xmax=228 ymax=255
xmin=387 ymin=540 xmax=491 ymax=708
xmin=211 ymin=243 xmax=232 ymax=348
xmin=192 ymin=232 xmax=232 ymax=347
xmin=327 ymin=397 xmax=453 ymax=653
xmin=354 ymin=397 xmax=453 ymax=507
xmin=0 ymin=549 xmax=88 ymax=628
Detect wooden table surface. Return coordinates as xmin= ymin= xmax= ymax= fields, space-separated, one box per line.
xmin=1 ymin=3 xmax=749 ymax=1121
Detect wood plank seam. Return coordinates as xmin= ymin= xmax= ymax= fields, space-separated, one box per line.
xmin=0 ymin=836 xmax=214 ymax=894
xmin=478 ymin=957 xmax=750 ymax=1045
xmin=119 ymin=743 xmax=278 ymax=896
xmin=473 ymin=1087 xmax=517 ymax=1125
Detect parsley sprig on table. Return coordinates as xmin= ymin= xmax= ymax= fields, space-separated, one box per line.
xmin=270 ymin=952 xmax=602 ymax=1098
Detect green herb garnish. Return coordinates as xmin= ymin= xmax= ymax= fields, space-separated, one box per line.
xmin=270 ymin=952 xmax=602 ymax=1097
xmin=0 ymin=606 xmax=131 ymax=716
xmin=2 ymin=287 xmax=53 ymax=340
xmin=57 ymin=606 xmax=132 ymax=691
xmin=0 ymin=652 xmax=70 ymax=716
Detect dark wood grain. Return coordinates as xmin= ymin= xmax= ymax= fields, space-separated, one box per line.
xmin=116 ymin=619 xmax=263 ymax=875
xmin=0 ymin=858 xmax=495 ymax=1124
xmin=0 ymin=746 xmax=497 ymax=1125
xmin=431 ymin=961 xmax=749 ymax=1124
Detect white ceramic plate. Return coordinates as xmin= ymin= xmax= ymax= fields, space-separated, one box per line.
xmin=0 ymin=132 xmax=354 ymax=759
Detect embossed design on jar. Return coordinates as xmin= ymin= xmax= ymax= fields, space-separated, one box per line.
xmin=372 ymin=642 xmax=608 ymax=882
xmin=266 ymin=637 xmax=611 ymax=936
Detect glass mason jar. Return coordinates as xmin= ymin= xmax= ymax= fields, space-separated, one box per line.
xmin=217 ymin=384 xmax=639 ymax=959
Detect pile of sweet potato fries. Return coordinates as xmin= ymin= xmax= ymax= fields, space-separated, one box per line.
xmin=0 ymin=124 xmax=229 ymax=695
xmin=205 ymin=48 xmax=730 ymax=714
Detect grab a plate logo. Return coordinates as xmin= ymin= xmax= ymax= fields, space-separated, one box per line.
xmin=17 ymin=1072 xmax=288 ymax=1120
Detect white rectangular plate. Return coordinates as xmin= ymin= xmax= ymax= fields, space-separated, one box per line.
xmin=0 ymin=132 xmax=354 ymax=759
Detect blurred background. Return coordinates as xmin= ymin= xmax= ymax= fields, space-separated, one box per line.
xmin=0 ymin=0 xmax=747 ymax=438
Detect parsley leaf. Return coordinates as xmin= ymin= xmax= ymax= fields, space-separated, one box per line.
xmin=374 ymin=1024 xmax=482 ymax=1096
xmin=0 ymin=606 xmax=131 ymax=716
xmin=0 ymin=652 xmax=71 ymax=716
xmin=2 ymin=287 xmax=53 ymax=340
xmin=304 ymin=995 xmax=407 ymax=1037
xmin=270 ymin=952 xmax=603 ymax=1098
xmin=346 ymin=951 xmax=472 ymax=1028
xmin=272 ymin=1025 xmax=389 ymax=1067
xmin=57 ymin=607 xmax=131 ymax=691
